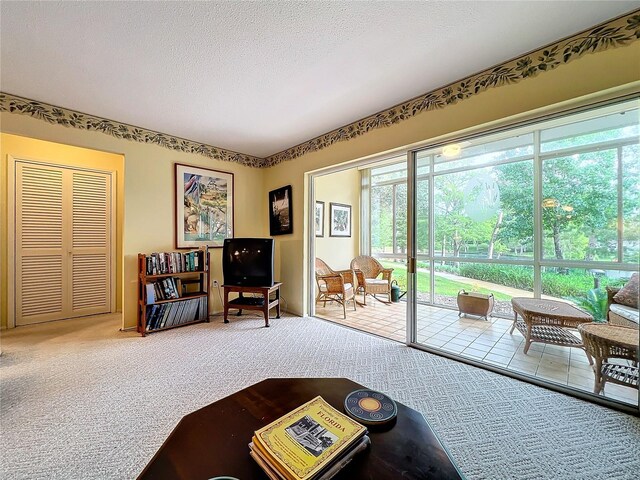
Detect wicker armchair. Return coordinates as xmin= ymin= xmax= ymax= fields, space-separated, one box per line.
xmin=578 ymin=323 xmax=639 ymax=394
xmin=350 ymin=255 xmax=393 ymax=305
xmin=315 ymin=258 xmax=356 ymax=318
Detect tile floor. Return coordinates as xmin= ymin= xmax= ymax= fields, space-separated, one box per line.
xmin=315 ymin=296 xmax=639 ymax=406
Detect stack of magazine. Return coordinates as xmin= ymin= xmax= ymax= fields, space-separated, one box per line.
xmin=249 ymin=396 xmax=370 ymax=480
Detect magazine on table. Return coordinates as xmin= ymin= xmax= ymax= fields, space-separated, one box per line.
xmin=250 ymin=396 xmax=368 ymax=480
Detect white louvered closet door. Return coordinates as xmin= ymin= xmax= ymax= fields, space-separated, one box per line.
xmin=69 ymin=170 xmax=112 ymax=317
xmin=15 ymin=162 xmax=112 ymax=325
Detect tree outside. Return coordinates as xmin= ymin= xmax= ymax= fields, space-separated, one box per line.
xmin=368 ymin=117 xmax=638 ymax=311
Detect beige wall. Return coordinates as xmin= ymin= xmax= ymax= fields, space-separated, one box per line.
xmin=0 ymin=118 xmax=267 ymax=330
xmin=264 ymin=44 xmax=640 ymax=316
xmin=1 ymin=43 xmax=638 ymax=325
xmin=314 ymin=168 xmax=360 ymax=270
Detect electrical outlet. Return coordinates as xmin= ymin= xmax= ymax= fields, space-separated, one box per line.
xmin=212 ymin=280 xmax=219 ymax=287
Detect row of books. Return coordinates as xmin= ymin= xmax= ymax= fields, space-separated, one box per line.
xmin=250 ymin=396 xmax=369 ymax=480
xmin=145 ymin=278 xmax=184 ymax=303
xmin=145 ymin=297 xmax=207 ymax=331
xmin=145 ymin=250 xmax=206 ymax=275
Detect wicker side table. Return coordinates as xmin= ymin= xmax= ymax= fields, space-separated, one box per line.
xmin=578 ymin=323 xmax=639 ymax=394
xmin=510 ymin=297 xmax=594 ymax=363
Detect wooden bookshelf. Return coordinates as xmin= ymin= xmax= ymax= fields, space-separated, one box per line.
xmin=137 ymin=249 xmax=210 ymax=337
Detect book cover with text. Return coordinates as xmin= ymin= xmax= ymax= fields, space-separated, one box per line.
xmin=254 ymin=396 xmax=366 ymax=480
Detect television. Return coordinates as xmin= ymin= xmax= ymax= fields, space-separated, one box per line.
xmin=222 ymin=238 xmax=275 ymax=287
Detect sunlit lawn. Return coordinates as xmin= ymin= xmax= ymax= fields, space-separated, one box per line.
xmin=380 ymin=261 xmax=512 ymax=301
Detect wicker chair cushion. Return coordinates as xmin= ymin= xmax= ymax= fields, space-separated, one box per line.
xmin=319 ymin=283 xmax=352 ymax=292
xmin=609 ymin=304 xmax=639 ymax=324
xmin=613 ymin=272 xmax=639 ymax=308
xmin=365 ymin=279 xmax=389 ymax=285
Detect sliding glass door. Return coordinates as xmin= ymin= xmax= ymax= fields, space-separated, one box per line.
xmin=360 ymin=98 xmax=639 ymax=409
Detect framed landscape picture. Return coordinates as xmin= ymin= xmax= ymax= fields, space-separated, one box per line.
xmin=315 ymin=201 xmax=324 ymax=237
xmin=175 ymin=163 xmax=234 ymax=248
xmin=269 ymin=185 xmax=293 ymax=235
xmin=329 ymin=202 xmax=351 ymax=237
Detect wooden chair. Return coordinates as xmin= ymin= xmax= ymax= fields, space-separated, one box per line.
xmin=315 ymin=258 xmax=356 ymax=318
xmin=350 ymin=255 xmax=393 ymax=305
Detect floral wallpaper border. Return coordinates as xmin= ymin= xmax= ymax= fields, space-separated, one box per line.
xmin=1 ymin=10 xmax=638 ymax=169
xmin=0 ymin=93 xmax=264 ymax=168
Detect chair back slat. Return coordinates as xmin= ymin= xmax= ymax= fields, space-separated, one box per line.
xmin=315 ymin=258 xmax=334 ymax=276
xmin=350 ymin=255 xmax=382 ymax=279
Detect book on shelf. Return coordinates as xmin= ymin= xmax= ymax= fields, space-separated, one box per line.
xmin=145 ymin=297 xmax=207 ymax=331
xmin=166 ymin=303 xmax=178 ymax=328
xmin=145 ymin=283 xmax=156 ymax=304
xmin=166 ymin=303 xmax=179 ymax=328
xmin=249 ymin=396 xmax=369 ymax=480
xmin=173 ymin=301 xmax=187 ymax=327
xmin=144 ymin=250 xmax=205 ymax=276
xmin=162 ymin=278 xmax=180 ymax=299
xmin=146 ymin=277 xmax=187 ymax=302
xmin=145 ymin=304 xmax=158 ymax=330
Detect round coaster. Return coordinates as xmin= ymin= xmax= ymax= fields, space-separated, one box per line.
xmin=344 ymin=389 xmax=397 ymax=426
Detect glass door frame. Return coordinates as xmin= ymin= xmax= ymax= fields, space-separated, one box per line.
xmin=306 ymin=93 xmax=638 ymax=415
xmin=306 ymin=151 xmax=413 ymax=333
xmin=403 ymin=95 xmax=639 ymax=415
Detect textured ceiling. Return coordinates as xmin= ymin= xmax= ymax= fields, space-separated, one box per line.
xmin=1 ymin=1 xmax=637 ymax=158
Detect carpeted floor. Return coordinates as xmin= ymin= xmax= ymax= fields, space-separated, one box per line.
xmin=1 ymin=312 xmax=639 ymax=479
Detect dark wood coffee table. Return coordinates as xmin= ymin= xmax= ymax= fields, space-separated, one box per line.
xmin=138 ymin=378 xmax=464 ymax=480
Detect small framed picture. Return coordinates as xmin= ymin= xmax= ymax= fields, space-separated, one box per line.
xmin=329 ymin=202 xmax=351 ymax=237
xmin=269 ymin=185 xmax=293 ymax=235
xmin=315 ymin=201 xmax=325 ymax=237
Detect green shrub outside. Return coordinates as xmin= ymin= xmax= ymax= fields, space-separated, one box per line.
xmin=458 ymin=264 xmax=533 ymax=291
xmin=417 ymin=261 xmax=461 ymax=274
xmin=458 ymin=263 xmax=624 ymax=297
xmin=387 ymin=260 xmax=626 ymax=298
xmin=434 ymin=264 xmax=460 ymax=274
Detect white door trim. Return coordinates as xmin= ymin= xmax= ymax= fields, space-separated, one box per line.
xmin=7 ymin=156 xmax=17 ymax=328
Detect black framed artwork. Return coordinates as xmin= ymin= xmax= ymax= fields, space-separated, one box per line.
xmin=269 ymin=185 xmax=293 ymax=235
xmin=329 ymin=202 xmax=351 ymax=237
